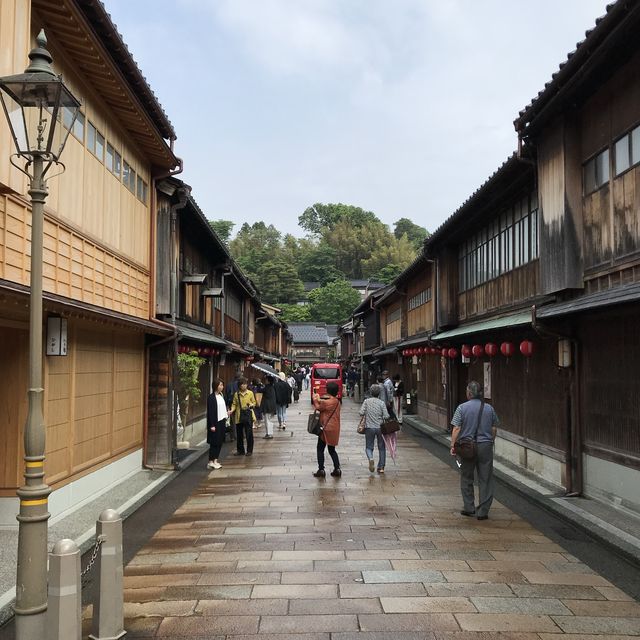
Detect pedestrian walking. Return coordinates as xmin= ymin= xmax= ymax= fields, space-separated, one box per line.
xmin=229 ymin=377 xmax=257 ymax=456
xmin=450 ymin=380 xmax=499 ymax=520
xmin=359 ymin=384 xmax=389 ymax=473
xmin=275 ymin=371 xmax=291 ymax=429
xmin=347 ymin=367 xmax=358 ymax=398
xmin=206 ymin=378 xmax=227 ymax=469
xmin=260 ymin=375 xmax=277 ymax=439
xmin=393 ymin=373 xmax=404 ymax=424
xmin=288 ymin=371 xmax=299 ymax=402
xmin=381 ymin=370 xmax=396 ymax=419
xmin=312 ymin=381 xmax=342 ymax=478
xmin=250 ymin=378 xmax=264 ymax=429
xmin=304 ymin=369 xmax=310 ymax=390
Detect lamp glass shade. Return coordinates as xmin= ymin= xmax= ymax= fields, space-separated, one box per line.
xmin=0 ymin=73 xmax=80 ymax=159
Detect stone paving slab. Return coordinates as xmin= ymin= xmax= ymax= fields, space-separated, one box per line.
xmin=110 ymin=400 xmax=638 ymax=638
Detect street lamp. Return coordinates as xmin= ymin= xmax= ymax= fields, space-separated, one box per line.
xmin=0 ymin=30 xmax=81 ymax=639
xmin=358 ymin=323 xmax=366 ymax=401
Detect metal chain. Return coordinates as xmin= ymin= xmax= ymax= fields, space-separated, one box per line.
xmin=80 ymin=534 xmax=106 ymax=584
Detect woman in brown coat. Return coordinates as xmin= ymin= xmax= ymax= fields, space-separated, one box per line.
xmin=312 ymin=381 xmax=341 ymax=478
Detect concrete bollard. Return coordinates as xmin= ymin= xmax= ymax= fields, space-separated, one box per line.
xmin=89 ymin=509 xmax=126 ymax=640
xmin=47 ymin=538 xmax=82 ymax=640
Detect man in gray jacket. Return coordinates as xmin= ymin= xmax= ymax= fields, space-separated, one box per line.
xmin=381 ymin=370 xmax=396 ymax=419
xmin=450 ymin=381 xmax=499 ymax=520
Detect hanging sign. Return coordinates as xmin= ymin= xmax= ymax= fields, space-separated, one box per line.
xmin=46 ymin=316 xmax=68 ymax=356
xmin=483 ymin=361 xmax=492 ymax=399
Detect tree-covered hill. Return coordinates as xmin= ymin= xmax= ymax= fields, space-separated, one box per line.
xmin=209 ymin=203 xmax=428 ymax=324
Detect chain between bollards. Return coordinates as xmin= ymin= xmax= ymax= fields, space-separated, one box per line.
xmin=80 ymin=534 xmax=106 ymax=584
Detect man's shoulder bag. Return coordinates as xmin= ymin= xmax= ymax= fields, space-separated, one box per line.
xmin=454 ymin=400 xmax=484 ymax=460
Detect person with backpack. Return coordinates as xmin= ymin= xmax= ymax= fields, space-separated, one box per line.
xmin=450 ymin=380 xmax=499 ymax=520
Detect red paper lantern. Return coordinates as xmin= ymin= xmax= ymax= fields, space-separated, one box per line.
xmin=500 ymin=341 xmax=515 ymax=357
xmin=472 ymin=344 xmax=484 ymax=358
xmin=461 ymin=344 xmax=472 ymax=358
xmin=419 ymin=347 xmax=427 ymax=355
xmin=441 ymin=348 xmax=448 ymax=357
xmin=448 ymin=347 xmax=459 ymax=359
xmin=485 ymin=342 xmax=498 ymax=357
xmin=520 ymin=340 xmax=534 ymax=357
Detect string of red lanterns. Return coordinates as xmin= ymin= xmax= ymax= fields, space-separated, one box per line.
xmin=400 ymin=340 xmax=534 ymax=359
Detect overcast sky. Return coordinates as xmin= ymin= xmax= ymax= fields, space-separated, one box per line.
xmin=105 ymin=0 xmax=606 ymax=237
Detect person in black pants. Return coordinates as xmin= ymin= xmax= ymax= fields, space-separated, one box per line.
xmin=206 ymin=378 xmax=227 ymax=469
xmin=229 ymin=377 xmax=257 ymax=456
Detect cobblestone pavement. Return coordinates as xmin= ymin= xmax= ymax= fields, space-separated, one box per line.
xmin=107 ymin=399 xmax=640 ymax=639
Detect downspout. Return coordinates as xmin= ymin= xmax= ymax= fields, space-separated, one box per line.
xmin=170 ymin=185 xmax=190 ymax=322
xmin=145 ymin=155 xmax=183 ymax=470
xmin=531 ymin=304 xmax=582 ymax=496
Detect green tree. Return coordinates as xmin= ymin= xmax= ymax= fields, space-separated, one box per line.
xmin=375 ymin=264 xmax=404 ymax=284
xmin=176 ymin=352 xmax=205 ymax=426
xmin=393 ymin=217 xmax=429 ymax=249
xmin=297 ymin=242 xmax=342 ymax=284
xmin=208 ymin=219 xmax=235 ymax=244
xmin=299 ymin=203 xmax=379 ymax=236
xmin=361 ymin=233 xmax=417 ymax=279
xmin=229 ymin=222 xmax=283 ymax=282
xmin=308 ymin=279 xmax=361 ymax=324
xmin=325 ymin=218 xmax=391 ymax=279
xmin=254 ymin=258 xmax=304 ymax=305
xmin=278 ymin=303 xmax=311 ymax=322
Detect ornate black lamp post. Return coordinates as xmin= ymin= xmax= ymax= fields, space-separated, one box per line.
xmin=0 ymin=30 xmax=80 ymax=639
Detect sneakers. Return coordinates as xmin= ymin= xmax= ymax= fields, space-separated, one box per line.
xmin=377 ymin=468 xmax=385 ymax=474
xmin=282 ymin=423 xmax=286 ymax=430
xmin=313 ymin=469 xmax=326 ymax=478
xmin=460 ymin=510 xmax=476 ymax=517
xmin=330 ymin=468 xmax=342 ymax=477
xmin=207 ymin=461 xmax=222 ymax=470
xmin=368 ymin=459 xmax=375 ymax=473
xmin=207 ymin=461 xmax=215 ymax=469
xmin=263 ymin=434 xmax=273 ymax=439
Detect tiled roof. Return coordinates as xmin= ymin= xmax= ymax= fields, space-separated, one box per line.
xmin=288 ymin=323 xmax=331 ymax=344
xmin=425 ymin=153 xmax=528 ymax=248
xmin=79 ymin=0 xmax=176 ymax=139
xmin=514 ymin=1 xmax=631 ymax=135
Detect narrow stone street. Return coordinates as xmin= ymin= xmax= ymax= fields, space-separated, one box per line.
xmin=116 ymin=399 xmax=639 ymax=639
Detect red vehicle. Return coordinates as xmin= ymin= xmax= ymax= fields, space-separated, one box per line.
xmin=310 ymin=363 xmax=343 ymax=402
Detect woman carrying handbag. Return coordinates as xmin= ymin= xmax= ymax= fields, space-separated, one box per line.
xmin=311 ymin=381 xmax=341 ymax=478
xmin=359 ymin=384 xmax=389 ymax=473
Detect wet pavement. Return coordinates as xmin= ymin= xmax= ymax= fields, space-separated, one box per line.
xmin=94 ymin=399 xmax=640 ymax=639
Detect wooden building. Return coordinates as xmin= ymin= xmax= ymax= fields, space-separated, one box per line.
xmin=425 ymin=155 xmax=570 ymax=486
xmin=513 ymin=0 xmax=640 ymax=511
xmin=288 ymin=323 xmax=334 ymax=365
xmin=0 ymin=0 xmax=179 ymax=524
xmin=151 ymin=179 xmax=280 ymax=466
xmin=372 ymin=255 xmax=440 ymax=423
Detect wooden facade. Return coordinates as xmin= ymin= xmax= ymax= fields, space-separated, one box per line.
xmin=0 ymin=1 xmax=178 ymax=515
xmin=363 ymin=1 xmax=640 ymax=508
